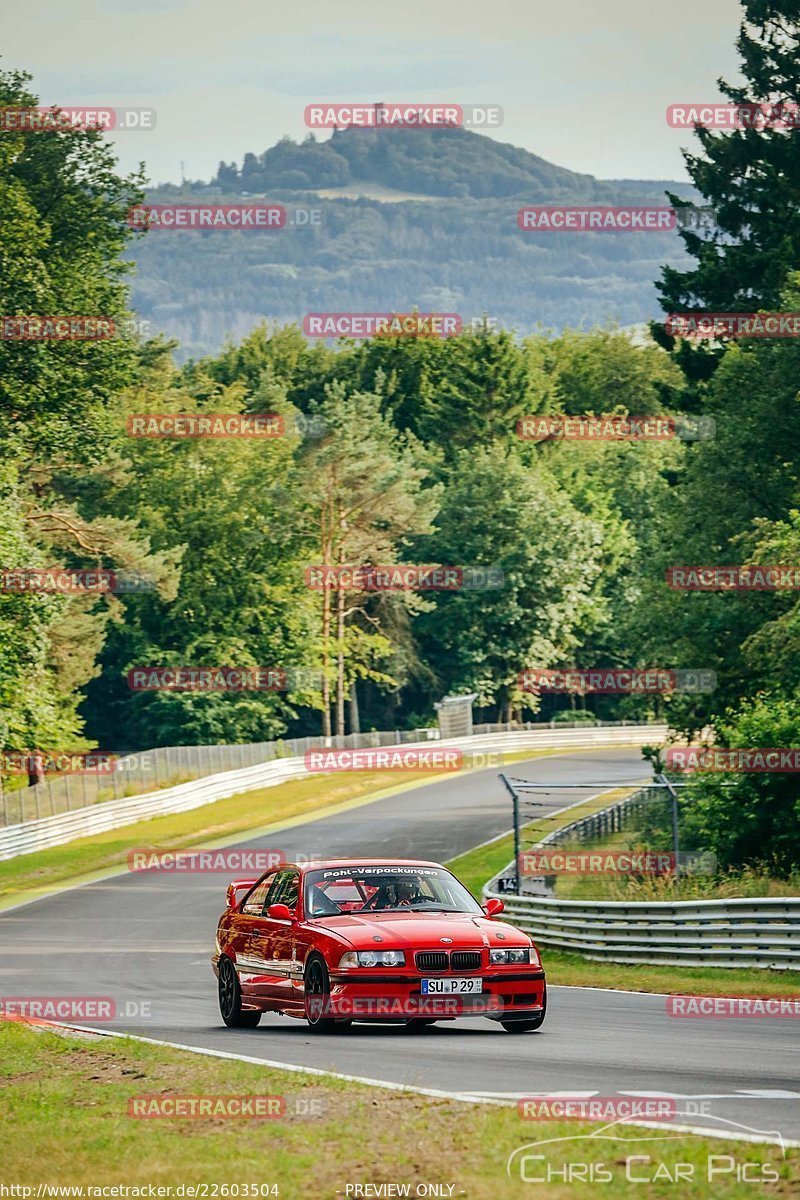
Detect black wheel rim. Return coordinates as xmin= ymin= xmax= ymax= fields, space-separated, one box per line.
xmin=219 ymin=959 xmax=236 ymax=1019
xmin=305 ymin=961 xmax=326 ymax=1024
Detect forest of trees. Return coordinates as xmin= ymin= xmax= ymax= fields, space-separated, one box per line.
xmin=2 ymin=0 xmax=800 ymax=872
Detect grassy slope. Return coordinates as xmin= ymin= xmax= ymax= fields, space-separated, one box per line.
xmin=1 ymin=1021 xmax=795 ymax=1198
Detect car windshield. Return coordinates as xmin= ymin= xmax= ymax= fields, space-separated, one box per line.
xmin=304 ymin=866 xmax=483 ymax=917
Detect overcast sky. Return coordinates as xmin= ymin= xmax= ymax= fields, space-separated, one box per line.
xmin=4 ymin=0 xmax=744 ymax=185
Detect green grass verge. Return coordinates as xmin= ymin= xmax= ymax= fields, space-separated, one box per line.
xmin=1 ymin=1020 xmax=796 ymax=1197
xmin=552 ymin=828 xmax=800 ymax=901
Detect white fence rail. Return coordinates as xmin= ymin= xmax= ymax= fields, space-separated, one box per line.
xmin=484 ymin=783 xmax=800 ymax=970
xmin=0 ymin=723 xmax=663 ymax=862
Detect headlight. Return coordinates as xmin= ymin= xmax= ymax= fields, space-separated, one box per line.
xmin=489 ymin=947 xmax=531 ymax=965
xmin=338 ymin=950 xmax=406 ymax=968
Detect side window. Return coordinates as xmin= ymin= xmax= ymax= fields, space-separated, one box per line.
xmin=265 ymin=869 xmax=299 ymax=912
xmin=280 ymin=871 xmax=300 ymax=912
xmin=242 ymin=871 xmax=276 ymax=915
xmin=264 ymin=869 xmax=291 ymax=910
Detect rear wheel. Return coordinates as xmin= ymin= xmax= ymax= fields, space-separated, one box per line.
xmin=218 ymin=957 xmax=261 ymax=1028
xmin=304 ymin=956 xmax=338 ymax=1033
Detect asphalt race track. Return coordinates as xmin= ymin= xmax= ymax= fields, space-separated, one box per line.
xmin=2 ymin=747 xmax=799 ymax=1145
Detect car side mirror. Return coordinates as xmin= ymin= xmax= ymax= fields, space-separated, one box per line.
xmin=483 ymin=897 xmax=504 ymax=917
xmin=266 ymin=903 xmax=293 ymax=921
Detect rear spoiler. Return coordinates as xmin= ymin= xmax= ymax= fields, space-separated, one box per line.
xmin=226 ymin=879 xmax=257 ymax=909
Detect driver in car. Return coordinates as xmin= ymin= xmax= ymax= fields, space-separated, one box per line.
xmin=376 ymin=877 xmax=422 ymax=908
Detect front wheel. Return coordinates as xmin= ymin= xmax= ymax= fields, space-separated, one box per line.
xmin=500 ymin=985 xmax=546 ymax=1033
xmin=304 ymin=956 xmax=338 ymax=1033
xmin=218 ymin=957 xmax=261 ymax=1028
xmin=500 ymin=1011 xmax=545 ymax=1033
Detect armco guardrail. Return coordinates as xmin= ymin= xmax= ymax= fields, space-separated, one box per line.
xmin=484 ymin=890 xmax=800 ymax=969
xmin=0 ymin=722 xmax=664 ymax=862
xmin=484 ymin=783 xmax=800 ymax=970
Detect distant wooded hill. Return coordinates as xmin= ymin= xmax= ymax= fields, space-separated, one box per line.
xmin=129 ymin=126 xmax=697 ymax=358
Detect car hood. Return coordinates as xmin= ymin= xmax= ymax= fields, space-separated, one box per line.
xmin=312 ymin=911 xmax=530 ymax=951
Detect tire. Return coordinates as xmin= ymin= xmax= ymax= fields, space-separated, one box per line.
xmin=218 ymin=956 xmax=261 ymax=1028
xmin=499 ymin=985 xmax=546 ymax=1033
xmin=304 ymin=955 xmax=338 ymax=1033
xmin=501 ymin=1017 xmax=544 ymax=1036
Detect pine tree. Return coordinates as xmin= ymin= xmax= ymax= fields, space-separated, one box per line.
xmin=654 ymin=2 xmax=800 ymax=379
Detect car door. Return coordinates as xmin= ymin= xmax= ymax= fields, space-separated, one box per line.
xmin=232 ymin=871 xmax=277 ymax=1002
xmin=257 ymin=873 xmax=302 ymax=1003
xmin=245 ymin=868 xmax=295 ymax=1003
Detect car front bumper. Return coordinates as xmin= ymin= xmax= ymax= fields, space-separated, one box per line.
xmin=321 ymin=969 xmax=546 ymax=1020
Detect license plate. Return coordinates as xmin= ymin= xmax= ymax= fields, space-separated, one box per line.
xmin=421 ymin=977 xmax=483 ymax=994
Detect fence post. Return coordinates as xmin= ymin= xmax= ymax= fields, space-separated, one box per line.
xmin=499 ymin=773 xmax=521 ymax=895
xmin=657 ymin=773 xmax=681 ymax=876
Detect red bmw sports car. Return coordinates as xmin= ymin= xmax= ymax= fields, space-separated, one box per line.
xmin=212 ymin=858 xmax=546 ymax=1033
